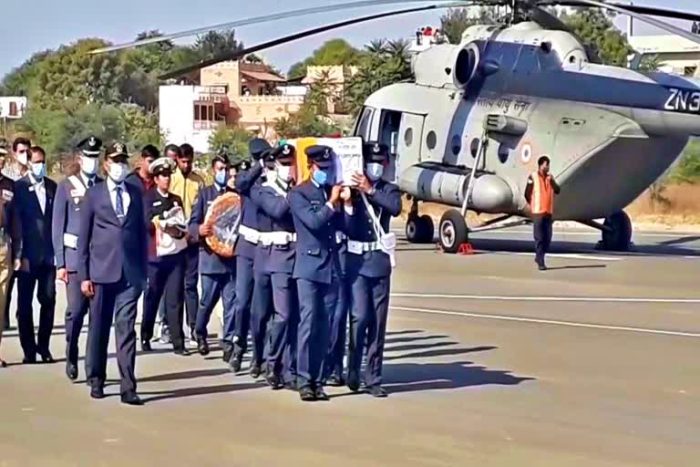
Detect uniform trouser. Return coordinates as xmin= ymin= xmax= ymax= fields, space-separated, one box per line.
xmin=0 ymin=243 xmax=11 ymax=348
xmin=86 ymin=277 xmax=142 ymax=394
xmin=250 ymin=270 xmax=272 ymax=367
xmin=266 ymin=272 xmax=297 ymax=381
xmin=64 ymin=271 xmax=90 ymax=366
xmin=3 ymin=272 xmax=14 ymax=329
xmin=157 ymin=244 xmax=199 ymax=334
xmin=141 ymin=256 xmax=185 ymax=350
xmin=232 ymin=255 xmax=255 ymax=354
xmin=17 ymin=263 xmax=56 ymax=358
xmin=195 ymin=272 xmax=236 ymax=342
xmin=533 ymin=214 xmax=553 ymax=266
xmin=297 ymin=278 xmax=335 ymax=390
xmin=324 ymin=276 xmax=348 ymax=381
xmin=348 ymin=275 xmax=391 ymax=388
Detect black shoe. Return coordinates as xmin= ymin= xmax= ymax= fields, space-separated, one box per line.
xmin=66 ymin=362 xmax=78 ymax=381
xmin=326 ymin=374 xmax=345 ymax=387
xmin=197 ymin=337 xmax=209 ymax=356
xmin=22 ymin=355 xmax=36 ymax=365
xmin=347 ymin=371 xmax=360 ymax=392
xmin=173 ymin=347 xmax=189 ymax=356
xmin=367 ymin=385 xmax=388 ymax=398
xmin=314 ymin=387 xmax=330 ymax=401
xmin=299 ymin=387 xmax=316 ymax=402
xmin=249 ymin=363 xmax=262 ymax=379
xmin=40 ymin=351 xmax=55 ymax=364
xmin=222 ymin=344 xmax=233 ymax=363
xmin=266 ymin=372 xmax=284 ymax=390
xmin=229 ymin=351 xmax=243 ymax=373
xmin=538 ymin=264 xmax=547 ymax=271
xmin=90 ymin=386 xmax=105 ymax=400
xmin=120 ymin=392 xmax=144 ymax=406
xmin=141 ymin=339 xmax=152 ymax=352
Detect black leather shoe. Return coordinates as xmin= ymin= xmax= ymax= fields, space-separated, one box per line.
xmin=347 ymin=371 xmax=360 ymax=392
xmin=141 ymin=339 xmax=152 ymax=352
xmin=229 ymin=351 xmax=243 ymax=373
xmin=197 ymin=337 xmax=209 ymax=356
xmin=314 ymin=387 xmax=330 ymax=401
xmin=299 ymin=387 xmax=316 ymax=402
xmin=326 ymin=374 xmax=345 ymax=387
xmin=222 ymin=344 xmax=233 ymax=363
xmin=120 ymin=392 xmax=144 ymax=406
xmin=367 ymin=385 xmax=388 ymax=398
xmin=22 ymin=355 xmax=37 ymax=365
xmin=66 ymin=362 xmax=78 ymax=381
xmin=40 ymin=351 xmax=55 ymax=364
xmin=249 ymin=363 xmax=262 ymax=379
xmin=538 ymin=264 xmax=547 ymax=271
xmin=266 ymin=373 xmax=284 ymax=390
xmin=90 ymin=386 xmax=105 ymax=400
xmin=173 ymin=347 xmax=189 ymax=356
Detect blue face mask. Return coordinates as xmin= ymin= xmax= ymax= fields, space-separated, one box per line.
xmin=31 ymin=162 xmax=46 ymax=180
xmin=312 ymin=168 xmax=329 ymax=186
xmin=214 ymin=168 xmax=228 ymax=186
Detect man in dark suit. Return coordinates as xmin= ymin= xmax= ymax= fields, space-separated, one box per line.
xmin=14 ymin=146 xmax=57 ymax=364
xmin=77 ymin=143 xmax=147 ymax=406
xmin=288 ymin=145 xmax=344 ymax=402
xmin=344 ymin=143 xmax=402 ymax=398
xmin=53 ymin=136 xmax=103 ymax=381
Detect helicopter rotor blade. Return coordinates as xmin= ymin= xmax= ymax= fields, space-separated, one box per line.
xmin=158 ymin=2 xmax=473 ymax=80
xmin=91 ymin=0 xmax=478 ymax=54
xmin=543 ymin=1 xmax=700 ymax=23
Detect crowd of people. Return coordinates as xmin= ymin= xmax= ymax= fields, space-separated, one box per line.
xmin=0 ymin=134 xmax=401 ymax=405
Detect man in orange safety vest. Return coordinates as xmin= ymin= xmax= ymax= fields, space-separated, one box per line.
xmin=524 ymin=156 xmax=560 ymax=271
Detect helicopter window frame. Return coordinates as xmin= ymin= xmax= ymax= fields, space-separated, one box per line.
xmin=354 ymin=106 xmax=375 ymax=141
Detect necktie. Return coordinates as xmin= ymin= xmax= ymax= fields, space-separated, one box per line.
xmin=87 ymin=178 xmax=94 ymax=188
xmin=115 ymin=186 xmax=124 ymax=218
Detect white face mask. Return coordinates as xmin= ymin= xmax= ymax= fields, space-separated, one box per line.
xmin=276 ymin=165 xmax=293 ymax=183
xmin=366 ymin=163 xmax=384 ymax=182
xmin=16 ymin=151 xmax=28 ymax=167
xmin=108 ymin=162 xmax=128 ymax=183
xmin=81 ymin=156 xmax=98 ymax=176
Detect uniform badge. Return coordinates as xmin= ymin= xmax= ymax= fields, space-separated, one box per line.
xmin=153 ymin=201 xmax=162 ymax=207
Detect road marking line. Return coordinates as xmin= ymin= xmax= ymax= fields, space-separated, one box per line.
xmin=508 ymin=252 xmax=622 ymax=261
xmin=391 ymin=293 xmax=700 ymax=304
xmin=391 ymin=306 xmax=700 ymax=338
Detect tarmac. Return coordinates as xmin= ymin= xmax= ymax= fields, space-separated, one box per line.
xmin=0 ymin=227 xmax=698 ymax=466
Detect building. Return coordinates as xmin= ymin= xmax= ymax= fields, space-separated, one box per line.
xmin=628 ymin=34 xmax=700 ymax=77
xmin=301 ymin=65 xmax=357 ymax=115
xmin=160 ymin=61 xmax=305 ymax=153
xmin=0 ymin=97 xmax=27 ymax=120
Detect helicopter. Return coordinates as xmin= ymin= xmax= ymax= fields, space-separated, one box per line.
xmin=92 ymin=0 xmax=700 ymax=253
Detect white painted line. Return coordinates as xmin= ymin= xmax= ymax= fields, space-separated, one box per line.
xmin=508 ymin=252 xmax=622 ymax=261
xmin=391 ymin=293 xmax=700 ymax=304
xmin=391 ymin=306 xmax=700 ymax=338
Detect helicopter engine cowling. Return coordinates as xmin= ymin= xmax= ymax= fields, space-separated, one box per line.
xmin=412 ymin=42 xmax=480 ymax=89
xmin=399 ymin=165 xmax=514 ymax=213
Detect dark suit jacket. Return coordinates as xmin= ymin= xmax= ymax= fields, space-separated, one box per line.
xmin=77 ymin=181 xmax=147 ymax=288
xmin=188 ymin=184 xmax=236 ymax=275
xmin=14 ymin=175 xmax=56 ymax=268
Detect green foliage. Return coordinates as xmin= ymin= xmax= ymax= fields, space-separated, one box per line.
xmin=344 ymin=39 xmax=413 ymax=116
xmin=286 ymin=39 xmax=361 ymax=79
xmin=670 ymin=140 xmax=700 ymax=184
xmin=440 ymin=7 xmax=499 ymax=44
xmin=0 ymin=50 xmax=52 ymax=96
xmin=562 ymin=9 xmax=632 ymax=66
xmin=638 ymin=54 xmax=662 ymax=73
xmin=207 ymin=125 xmax=253 ymax=162
xmin=193 ymin=30 xmax=244 ymax=61
xmin=273 ymin=105 xmax=339 ymax=139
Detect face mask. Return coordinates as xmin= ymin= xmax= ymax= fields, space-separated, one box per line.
xmin=30 ymin=162 xmax=46 ymax=180
xmin=276 ymin=165 xmax=293 ymax=183
xmin=311 ymin=168 xmax=328 ymax=186
xmin=108 ymin=162 xmax=128 ymax=183
xmin=81 ymin=156 xmax=98 ymax=176
xmin=214 ymin=168 xmax=228 ymax=186
xmin=366 ymin=163 xmax=384 ymax=182
xmin=16 ymin=151 xmax=28 ymax=166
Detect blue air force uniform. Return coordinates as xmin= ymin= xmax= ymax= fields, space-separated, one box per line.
xmin=345 ymin=143 xmax=402 ymax=395
xmin=78 ymin=143 xmax=148 ymax=401
xmin=289 ymin=145 xmax=342 ymax=399
xmin=14 ymin=164 xmax=57 ymax=363
xmin=141 ymin=158 xmax=188 ymax=354
xmin=188 ymin=158 xmax=237 ymax=355
xmin=249 ymin=144 xmax=297 ymax=387
xmin=52 ymin=136 xmax=103 ymax=379
xmin=232 ymin=138 xmax=271 ymax=374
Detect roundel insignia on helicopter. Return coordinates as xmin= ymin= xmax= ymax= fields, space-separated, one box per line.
xmin=521 ymin=143 xmax=532 ymax=164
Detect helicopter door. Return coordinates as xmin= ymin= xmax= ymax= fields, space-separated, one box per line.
xmin=395 ymin=112 xmax=426 ymax=181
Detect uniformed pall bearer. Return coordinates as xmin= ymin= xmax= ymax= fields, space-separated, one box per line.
xmin=250 ymin=143 xmax=297 ymax=390
xmin=345 ymin=142 xmax=402 ymax=398
xmin=230 ymin=138 xmax=271 ymax=378
xmin=524 ymin=155 xmax=560 ymax=271
xmin=188 ymin=148 xmax=237 ymax=360
xmin=141 ymin=157 xmax=189 ymax=356
xmin=289 ymin=145 xmax=345 ymax=402
xmin=52 ymin=136 xmax=103 ymax=381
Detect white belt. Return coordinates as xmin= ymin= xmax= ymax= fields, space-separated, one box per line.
xmin=238 ymin=225 xmax=260 ymax=244
xmin=64 ymin=233 xmax=79 ymax=249
xmin=347 ymin=239 xmax=382 ymax=254
xmin=259 ymin=231 xmax=297 ymax=246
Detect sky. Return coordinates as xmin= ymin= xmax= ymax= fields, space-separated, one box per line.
xmin=0 ymin=0 xmax=697 ymax=80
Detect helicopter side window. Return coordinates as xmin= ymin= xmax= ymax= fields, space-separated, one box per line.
xmin=354 ymin=106 xmax=374 ymax=140
xmin=378 ymin=110 xmax=402 ymax=155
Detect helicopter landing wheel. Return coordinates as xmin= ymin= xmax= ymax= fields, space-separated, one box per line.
xmin=600 ymin=211 xmax=632 ymax=251
xmin=438 ymin=209 xmax=469 ymax=254
xmin=406 ymin=214 xmax=434 ymax=244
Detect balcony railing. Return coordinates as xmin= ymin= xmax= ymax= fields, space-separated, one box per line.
xmin=238 ymin=95 xmax=305 ymax=105
xmin=193 ymin=120 xmax=224 ymax=130
xmin=196 ymin=85 xmax=228 ymax=103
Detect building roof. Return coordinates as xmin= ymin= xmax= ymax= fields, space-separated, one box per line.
xmin=241 ymin=70 xmax=286 ymax=83
xmin=629 ymin=35 xmax=700 ymax=54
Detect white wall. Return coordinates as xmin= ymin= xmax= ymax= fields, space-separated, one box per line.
xmin=159 ymin=86 xmax=213 ymax=153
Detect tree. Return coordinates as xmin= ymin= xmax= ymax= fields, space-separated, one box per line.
xmin=0 ymin=50 xmax=52 ymax=96
xmin=562 ymin=9 xmax=632 ymax=66
xmin=193 ymin=30 xmax=244 ymax=61
xmin=273 ymin=105 xmax=339 ymax=139
xmin=207 ymin=125 xmax=253 ymax=161
xmin=286 ymin=39 xmax=361 ymax=79
xmin=670 ymin=139 xmax=700 ymax=184
xmin=440 ymin=7 xmax=499 ymax=44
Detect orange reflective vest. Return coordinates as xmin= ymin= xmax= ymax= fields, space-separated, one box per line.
xmin=530 ymin=171 xmax=555 ymax=215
